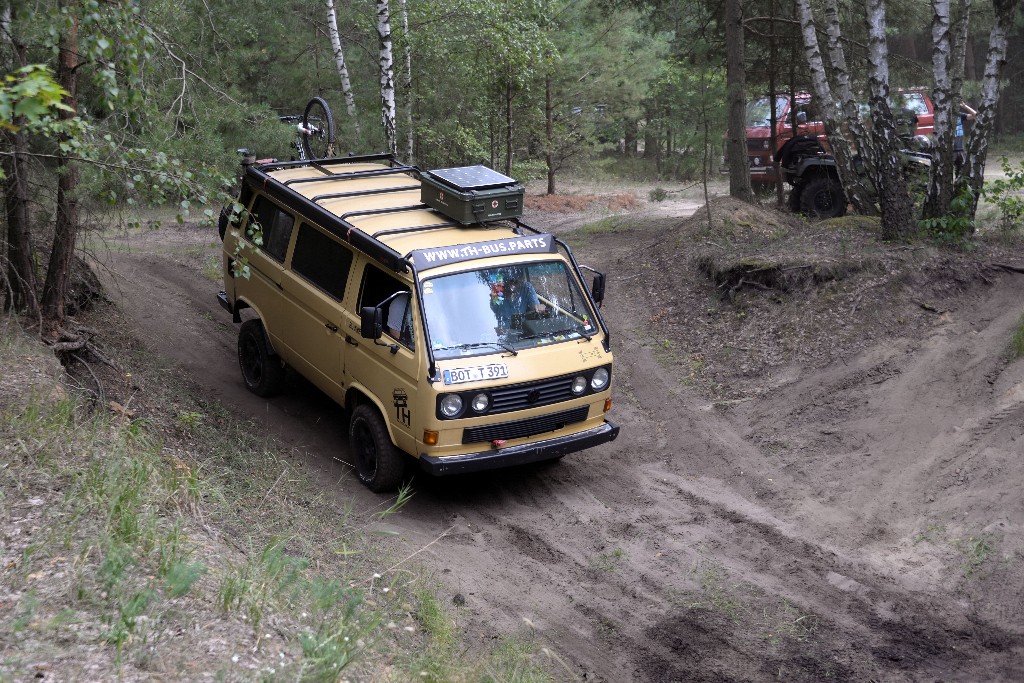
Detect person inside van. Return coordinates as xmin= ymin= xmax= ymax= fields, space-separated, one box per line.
xmin=385 ymin=292 xmax=414 ymax=348
xmin=491 ymin=267 xmax=547 ymax=333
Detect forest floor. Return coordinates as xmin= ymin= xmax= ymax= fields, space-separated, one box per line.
xmin=33 ymin=176 xmax=1024 ymax=680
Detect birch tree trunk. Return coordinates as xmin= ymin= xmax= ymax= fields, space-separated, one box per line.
xmin=922 ymin=0 xmax=955 ymax=220
xmin=376 ymin=0 xmax=397 ymax=156
xmin=326 ymin=0 xmax=360 ymax=137
xmin=794 ymin=0 xmax=873 ymax=213
xmin=822 ymin=0 xmax=874 ymax=212
xmin=724 ymin=0 xmax=752 ymax=201
xmin=399 ymin=0 xmax=413 ymax=161
xmin=964 ymin=0 xmax=1021 ymax=213
xmin=864 ymin=0 xmax=913 ymax=240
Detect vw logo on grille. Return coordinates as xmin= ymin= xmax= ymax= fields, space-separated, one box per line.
xmin=526 ymin=389 xmax=541 ymax=404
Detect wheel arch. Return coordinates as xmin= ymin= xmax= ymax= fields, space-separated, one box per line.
xmin=345 ymin=385 xmax=401 ymax=449
xmin=234 ymin=298 xmax=278 ymax=357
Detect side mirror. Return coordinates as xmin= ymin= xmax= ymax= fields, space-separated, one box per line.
xmin=360 ymin=307 xmax=383 ymax=340
xmin=796 ymin=111 xmax=808 ymax=125
xmin=590 ymin=272 xmax=606 ymax=305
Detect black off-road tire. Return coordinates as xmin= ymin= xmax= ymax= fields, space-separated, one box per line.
xmin=349 ymin=404 xmax=405 ymax=492
xmin=238 ymin=319 xmax=285 ymax=397
xmin=799 ymin=176 xmax=847 ymax=219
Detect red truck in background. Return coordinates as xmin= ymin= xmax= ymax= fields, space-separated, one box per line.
xmin=741 ymin=93 xmax=826 ymax=187
xmin=732 ymin=89 xmax=935 ymax=189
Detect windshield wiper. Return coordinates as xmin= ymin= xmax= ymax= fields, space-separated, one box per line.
xmin=433 ymin=341 xmax=518 ymax=356
xmin=520 ymin=327 xmax=592 ymax=342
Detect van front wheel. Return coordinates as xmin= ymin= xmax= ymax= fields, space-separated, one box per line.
xmin=238 ymin=319 xmax=284 ymax=397
xmin=350 ymin=405 xmax=404 ymax=492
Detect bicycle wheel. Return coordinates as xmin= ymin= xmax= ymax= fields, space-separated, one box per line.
xmin=301 ymin=97 xmax=336 ymax=160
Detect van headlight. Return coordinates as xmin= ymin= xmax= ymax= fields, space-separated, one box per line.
xmin=591 ymin=367 xmax=610 ymax=391
xmin=471 ymin=393 xmax=490 ymax=413
xmin=440 ymin=394 xmax=464 ymax=418
xmin=571 ymin=376 xmax=588 ymax=394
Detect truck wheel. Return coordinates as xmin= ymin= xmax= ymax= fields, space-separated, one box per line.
xmin=238 ymin=319 xmax=284 ymax=397
xmin=349 ymin=405 xmax=405 ymax=492
xmin=800 ymin=176 xmax=847 ymax=219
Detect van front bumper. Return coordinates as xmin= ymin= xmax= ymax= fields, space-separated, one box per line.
xmin=418 ymin=419 xmax=619 ymax=476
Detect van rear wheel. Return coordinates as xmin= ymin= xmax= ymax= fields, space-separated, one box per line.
xmin=350 ymin=405 xmax=404 ymax=492
xmin=238 ymin=319 xmax=284 ymax=397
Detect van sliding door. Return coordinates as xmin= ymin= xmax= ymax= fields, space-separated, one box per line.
xmin=277 ymin=223 xmax=354 ymax=401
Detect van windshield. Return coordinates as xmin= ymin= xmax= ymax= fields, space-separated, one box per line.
xmin=422 ymin=261 xmax=599 ymax=360
xmin=746 ymin=96 xmax=789 ymax=127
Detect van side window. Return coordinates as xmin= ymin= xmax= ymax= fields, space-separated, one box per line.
xmin=248 ymin=196 xmax=295 ymax=262
xmin=359 ymin=265 xmax=414 ymax=349
xmin=292 ymin=225 xmax=354 ymax=300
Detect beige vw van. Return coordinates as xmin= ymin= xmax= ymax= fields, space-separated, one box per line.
xmin=218 ymin=153 xmax=618 ymax=491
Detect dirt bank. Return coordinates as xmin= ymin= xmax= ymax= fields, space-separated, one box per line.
xmin=90 ymin=190 xmax=1024 ymax=681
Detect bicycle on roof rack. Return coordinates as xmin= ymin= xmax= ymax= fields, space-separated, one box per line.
xmin=279 ymin=96 xmax=336 ymax=161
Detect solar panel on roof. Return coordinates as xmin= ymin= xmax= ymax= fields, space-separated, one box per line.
xmin=428 ymin=165 xmax=517 ymax=192
xmin=420 ymin=165 xmax=525 ymax=224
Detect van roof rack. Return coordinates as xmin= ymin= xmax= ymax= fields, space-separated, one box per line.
xmin=247 ymin=156 xmax=531 ymax=275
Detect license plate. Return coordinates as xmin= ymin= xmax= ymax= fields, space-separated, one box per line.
xmin=442 ymin=363 xmax=509 ymax=385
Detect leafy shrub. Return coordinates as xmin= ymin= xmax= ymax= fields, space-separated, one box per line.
xmin=982 ymin=156 xmax=1024 ymax=234
xmin=918 ymin=182 xmax=976 ymax=244
xmin=649 ymin=187 xmax=669 ymax=202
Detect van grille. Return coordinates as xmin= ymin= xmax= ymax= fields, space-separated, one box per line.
xmin=462 ymin=406 xmax=590 ymax=444
xmin=488 ymin=374 xmax=577 ymax=414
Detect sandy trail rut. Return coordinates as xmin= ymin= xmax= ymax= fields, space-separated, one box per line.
xmin=95 ymin=216 xmax=1024 ymax=681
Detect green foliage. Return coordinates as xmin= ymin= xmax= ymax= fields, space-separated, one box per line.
xmin=918 ymin=182 xmax=976 ymax=244
xmin=982 ymin=156 xmax=1024 ymax=234
xmin=0 ymin=65 xmax=91 ymax=180
xmin=0 ymin=65 xmax=73 ymax=131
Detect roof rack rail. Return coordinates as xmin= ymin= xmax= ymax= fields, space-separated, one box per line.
xmin=340 ymin=204 xmax=430 ymax=223
xmin=284 ymin=165 xmax=419 ymax=187
xmin=260 ymin=152 xmax=403 ymax=172
xmin=311 ymin=184 xmax=419 ymax=204
xmin=245 ymin=164 xmax=411 ymax=274
xmin=371 ymin=221 xmax=459 ymax=239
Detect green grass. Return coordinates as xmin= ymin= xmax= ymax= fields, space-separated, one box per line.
xmin=592 ymin=547 xmax=626 ymax=572
xmin=689 ymin=560 xmax=745 ymax=621
xmin=1010 ymin=314 xmax=1024 ymax=360
xmin=0 ymin=319 xmax=566 ymax=681
xmin=956 ymin=535 xmax=995 ymax=577
xmin=685 ymin=560 xmax=818 ymax=647
xmin=562 ymin=216 xmax=636 ymax=248
xmin=202 ymin=254 xmax=222 ymax=282
xmin=913 ymin=522 xmax=946 ymax=545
